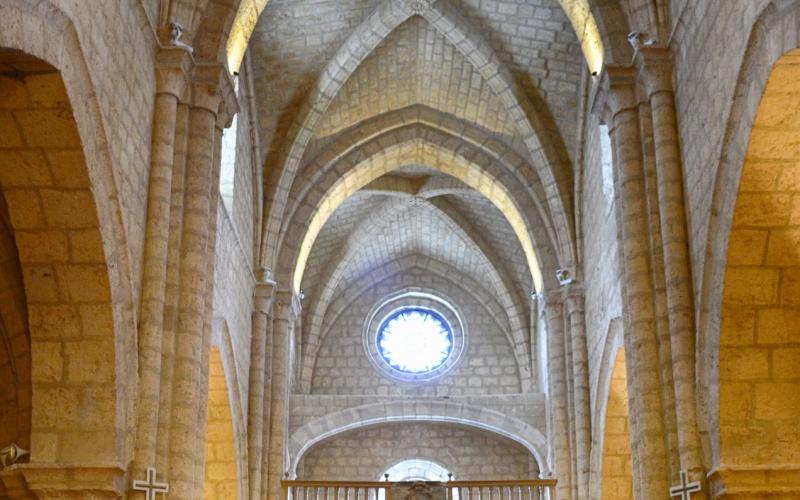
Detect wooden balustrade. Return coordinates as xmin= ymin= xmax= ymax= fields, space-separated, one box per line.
xmin=282 ymin=480 xmax=392 ymax=500
xmin=446 ymin=480 xmax=557 ymax=499
xmin=282 ymin=479 xmax=557 ymax=500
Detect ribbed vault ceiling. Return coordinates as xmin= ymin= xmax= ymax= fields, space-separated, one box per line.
xmin=252 ymin=0 xmax=586 ymax=385
xmin=315 ymin=16 xmax=520 ymax=141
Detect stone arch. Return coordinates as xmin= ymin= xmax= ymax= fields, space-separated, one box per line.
xmin=586 ymin=0 xmax=633 ymax=67
xmin=587 ymin=318 xmax=624 ymax=500
xmin=597 ymin=347 xmax=633 ymax=500
xmin=698 ymin=2 xmax=800 ymax=489
xmin=275 ymin=109 xmax=561 ymax=282
xmin=261 ymin=0 xmax=576 ymax=278
xmin=0 ymin=194 xmax=30 ymax=453
xmin=276 ymin=128 xmax=561 ymax=296
xmin=194 ymin=0 xmax=241 ymax=66
xmin=281 ymin=107 xmax=555 ymax=244
xmin=203 ymin=344 xmax=242 ymax=499
xmin=286 ymin=400 xmax=549 ymax=477
xmin=709 ymin=43 xmax=800 ymax=495
xmin=207 ymin=320 xmax=249 ymax=499
xmin=0 ymin=0 xmax=136 ymax=473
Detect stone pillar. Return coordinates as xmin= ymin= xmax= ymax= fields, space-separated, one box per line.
xmin=530 ymin=292 xmax=540 ymax=393
xmin=193 ymin=116 xmax=225 ymax=499
xmin=639 ymin=47 xmax=706 ymax=492
xmin=639 ymin=101 xmax=682 ymax=481
xmin=267 ymin=291 xmax=299 ymax=498
xmin=156 ymin=100 xmax=189 ymax=473
xmin=544 ymin=295 xmax=573 ymax=499
xmin=248 ymin=272 xmax=275 ymax=499
xmin=565 ymin=286 xmax=591 ymax=499
xmin=600 ymin=66 xmax=670 ymax=499
xmin=133 ymin=45 xmax=193 ymax=480
xmin=167 ymin=65 xmax=223 ymax=499
xmin=259 ymin=299 xmax=275 ymax=499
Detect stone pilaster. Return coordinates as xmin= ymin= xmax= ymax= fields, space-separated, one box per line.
xmin=638 ymin=47 xmax=707 ymax=494
xmin=259 ymin=290 xmax=275 ymax=500
xmin=267 ymin=291 xmax=301 ymax=499
xmin=599 ymin=65 xmax=670 ymax=499
xmin=247 ymin=272 xmax=275 ymax=499
xmin=167 ymin=63 xmax=224 ymax=499
xmin=156 ymin=100 xmax=190 ymax=474
xmin=565 ymin=285 xmax=591 ymax=499
xmin=639 ymin=99 xmax=682 ymax=483
xmin=132 ymin=44 xmax=193 ymax=481
xmin=544 ymin=294 xmax=573 ymax=499
xmin=192 ymin=115 xmax=225 ymax=499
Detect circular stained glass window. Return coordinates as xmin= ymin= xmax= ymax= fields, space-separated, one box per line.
xmin=377 ymin=307 xmax=453 ymax=373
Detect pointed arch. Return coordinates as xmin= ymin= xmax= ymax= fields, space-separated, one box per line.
xmin=0 ymin=1 xmax=136 ymax=478
xmin=699 ymin=5 xmax=800 ymax=494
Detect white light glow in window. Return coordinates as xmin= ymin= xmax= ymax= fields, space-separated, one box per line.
xmin=377 ymin=308 xmax=453 ymax=373
xmin=378 ymin=459 xmax=457 ymax=500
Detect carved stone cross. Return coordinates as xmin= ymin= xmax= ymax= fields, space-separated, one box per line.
xmin=132 ymin=467 xmax=169 ymax=500
xmin=669 ymin=470 xmax=701 ymax=500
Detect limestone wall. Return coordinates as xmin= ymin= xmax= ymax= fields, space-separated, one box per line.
xmin=211 ymin=61 xmax=259 ymax=410
xmin=580 ymin=112 xmax=622 ymax=411
xmin=310 ymin=269 xmax=523 ymax=396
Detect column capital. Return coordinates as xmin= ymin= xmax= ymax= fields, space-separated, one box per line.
xmin=562 ymin=282 xmax=585 ymax=300
xmin=563 ymin=284 xmax=585 ymax=313
xmin=274 ymin=290 xmax=302 ymax=321
xmin=541 ymin=290 xmax=564 ymax=309
xmin=593 ymin=65 xmax=638 ymax=122
xmin=155 ymin=46 xmax=194 ymax=101
xmin=254 ymin=272 xmax=277 ymax=315
xmin=635 ymin=46 xmax=674 ymax=98
xmin=190 ymin=62 xmax=226 ymax=113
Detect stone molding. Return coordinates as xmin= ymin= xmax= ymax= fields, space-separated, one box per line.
xmin=0 ymin=464 xmax=126 ymax=499
xmin=708 ymin=465 xmax=800 ymax=497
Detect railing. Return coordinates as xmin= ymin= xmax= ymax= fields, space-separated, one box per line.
xmin=282 ymin=479 xmax=557 ymax=500
xmin=446 ymin=480 xmax=557 ymax=499
xmin=282 ymin=480 xmax=392 ymax=499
